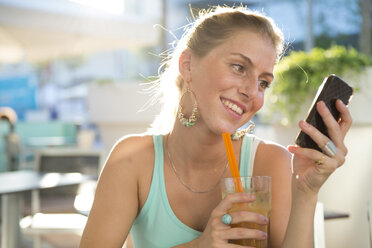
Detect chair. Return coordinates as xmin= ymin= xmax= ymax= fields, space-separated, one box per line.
xmin=314 ymin=202 xmax=326 ymax=248
xmin=0 ymin=120 xmax=11 ymax=171
xmin=20 ymin=147 xmax=103 ymax=248
xmin=368 ymin=200 xmax=372 ymax=248
xmin=16 ymin=121 xmax=78 ymax=170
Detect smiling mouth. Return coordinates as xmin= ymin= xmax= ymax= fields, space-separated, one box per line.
xmin=221 ymin=99 xmax=243 ymax=115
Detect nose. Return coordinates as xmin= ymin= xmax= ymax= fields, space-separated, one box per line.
xmin=239 ymin=77 xmax=259 ymax=100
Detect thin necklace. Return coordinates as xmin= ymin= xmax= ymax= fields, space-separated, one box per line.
xmin=165 ymin=135 xmax=229 ymax=194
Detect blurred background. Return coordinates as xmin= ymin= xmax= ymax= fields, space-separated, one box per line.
xmin=0 ymin=0 xmax=371 ymax=247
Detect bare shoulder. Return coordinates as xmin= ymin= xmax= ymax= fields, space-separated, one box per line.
xmin=80 ymin=134 xmax=155 ymax=247
xmin=100 ymin=133 xmax=156 ymax=205
xmin=253 ymin=138 xmax=292 ymax=177
xmin=95 ymin=135 xmax=154 ymax=193
xmin=104 ymin=134 xmax=154 ymax=171
xmin=98 ymin=134 xmax=155 ymax=189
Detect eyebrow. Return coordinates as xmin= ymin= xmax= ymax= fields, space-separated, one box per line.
xmin=231 ymin=52 xmax=274 ymax=79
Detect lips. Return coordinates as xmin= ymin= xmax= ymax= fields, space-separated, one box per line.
xmin=221 ymin=98 xmax=244 ymax=115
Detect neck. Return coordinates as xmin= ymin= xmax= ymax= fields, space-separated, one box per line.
xmin=167 ymin=122 xmax=240 ymax=172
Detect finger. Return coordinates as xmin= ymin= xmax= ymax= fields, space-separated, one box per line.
xmin=298 ymin=120 xmax=348 ymax=156
xmin=229 ymin=210 xmax=269 ymax=225
xmin=293 ymin=146 xmax=341 ymax=170
xmin=299 ymin=120 xmax=329 ymax=149
xmin=220 ymin=227 xmax=268 ymax=241
xmin=216 ymin=242 xmax=255 ymax=248
xmin=336 ymin=99 xmax=353 ymax=137
xmin=316 ymin=101 xmax=343 ymax=146
xmin=217 ymin=193 xmax=256 ymax=214
xmin=218 ymin=244 xmax=255 ymax=248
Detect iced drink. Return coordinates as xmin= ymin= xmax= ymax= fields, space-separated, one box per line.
xmin=221 ymin=176 xmax=271 ymax=248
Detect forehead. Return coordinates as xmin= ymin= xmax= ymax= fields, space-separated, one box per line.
xmin=205 ymin=30 xmax=277 ymax=69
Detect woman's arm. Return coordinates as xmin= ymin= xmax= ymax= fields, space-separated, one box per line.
xmin=79 ymin=136 xmax=146 ymax=247
xmin=254 ymin=142 xmax=292 ymax=247
xmin=282 ymin=100 xmax=352 ymax=247
xmin=282 ymin=181 xmax=318 ymax=247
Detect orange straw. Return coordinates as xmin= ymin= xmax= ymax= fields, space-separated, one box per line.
xmin=222 ymin=133 xmax=244 ymax=193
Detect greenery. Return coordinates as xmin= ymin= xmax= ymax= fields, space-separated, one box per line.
xmin=267 ymin=45 xmax=371 ymax=124
xmin=94 ymin=78 xmax=114 ymax=85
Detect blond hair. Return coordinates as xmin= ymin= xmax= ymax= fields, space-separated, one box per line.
xmin=148 ymin=6 xmax=284 ymax=134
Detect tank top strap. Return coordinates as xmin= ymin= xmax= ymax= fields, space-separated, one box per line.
xmin=153 ymin=134 xmax=164 ymax=176
xmin=239 ymin=134 xmax=254 ymax=177
xmin=132 ymin=135 xmax=163 ymax=224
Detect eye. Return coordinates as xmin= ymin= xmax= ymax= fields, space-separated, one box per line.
xmin=232 ymin=64 xmax=245 ymax=73
xmin=259 ymin=80 xmax=271 ymax=89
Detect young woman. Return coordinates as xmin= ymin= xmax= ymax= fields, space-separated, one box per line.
xmin=80 ymin=6 xmax=351 ymax=248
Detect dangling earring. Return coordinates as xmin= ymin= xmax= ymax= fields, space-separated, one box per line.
xmin=178 ymin=87 xmax=198 ymax=127
xmin=231 ymin=120 xmax=255 ymax=140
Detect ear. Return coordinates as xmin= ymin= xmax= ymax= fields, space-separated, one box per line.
xmin=179 ymin=50 xmax=192 ymax=83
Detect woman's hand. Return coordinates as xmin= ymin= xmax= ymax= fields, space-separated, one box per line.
xmin=288 ymin=99 xmax=352 ymax=194
xmin=188 ymin=193 xmax=268 ymax=248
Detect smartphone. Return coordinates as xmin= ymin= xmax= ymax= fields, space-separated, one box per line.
xmin=295 ymin=74 xmax=353 ymax=151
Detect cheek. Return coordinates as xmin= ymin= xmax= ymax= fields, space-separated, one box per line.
xmin=201 ymin=59 xmax=232 ymax=86
xmin=197 ymin=68 xmax=234 ymax=96
xmin=253 ymin=94 xmax=265 ymax=111
xmin=211 ymin=69 xmax=238 ymax=90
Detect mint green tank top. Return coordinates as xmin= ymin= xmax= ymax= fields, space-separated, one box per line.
xmin=130 ymin=134 xmax=256 ymax=248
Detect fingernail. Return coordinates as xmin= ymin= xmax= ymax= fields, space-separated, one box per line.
xmin=287 ymin=145 xmax=297 ymax=153
xmin=261 ymin=231 xmax=268 ymax=239
xmin=263 ymin=216 xmax=269 ymax=224
xmin=300 ymin=120 xmax=309 ymax=128
xmin=245 ymin=193 xmax=256 ymax=201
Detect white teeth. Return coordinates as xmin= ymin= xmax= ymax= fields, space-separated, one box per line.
xmin=222 ymin=99 xmax=243 ymax=115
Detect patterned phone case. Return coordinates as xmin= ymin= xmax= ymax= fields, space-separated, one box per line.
xmin=295 ymin=74 xmax=353 ymax=151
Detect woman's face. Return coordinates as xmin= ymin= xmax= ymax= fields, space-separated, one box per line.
xmin=188 ymin=30 xmax=277 ymax=134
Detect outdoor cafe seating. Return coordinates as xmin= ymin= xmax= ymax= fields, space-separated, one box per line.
xmin=0 ymin=119 xmax=102 ymax=247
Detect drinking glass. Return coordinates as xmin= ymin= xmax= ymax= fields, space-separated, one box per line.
xmin=221 ymin=176 xmax=271 ymax=248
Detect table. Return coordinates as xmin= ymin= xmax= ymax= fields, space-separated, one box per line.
xmin=0 ymin=170 xmax=97 ymax=248
xmin=324 ymin=210 xmax=350 ymax=220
